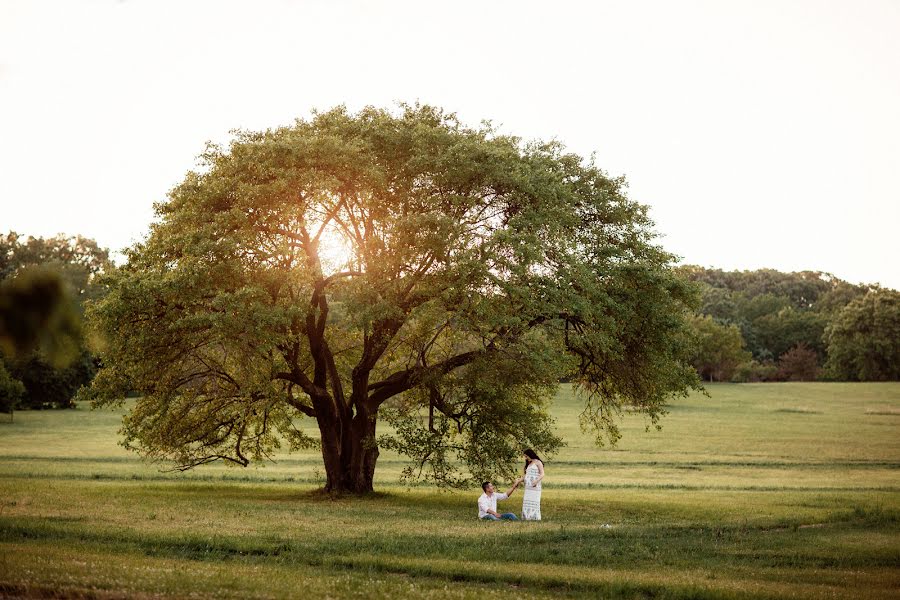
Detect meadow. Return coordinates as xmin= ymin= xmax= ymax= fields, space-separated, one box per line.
xmin=1 ymin=383 xmax=898 ymax=599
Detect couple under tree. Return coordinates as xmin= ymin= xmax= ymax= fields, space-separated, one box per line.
xmin=478 ymin=449 xmax=545 ymax=521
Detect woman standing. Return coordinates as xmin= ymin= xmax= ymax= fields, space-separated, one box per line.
xmin=522 ymin=448 xmax=544 ymax=521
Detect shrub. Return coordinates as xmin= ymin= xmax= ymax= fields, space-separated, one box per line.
xmin=0 ymin=361 xmax=25 ymax=415
xmin=732 ymin=360 xmax=779 ymax=382
xmin=777 ymin=343 xmax=820 ymax=381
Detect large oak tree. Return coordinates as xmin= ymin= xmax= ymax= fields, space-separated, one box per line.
xmin=85 ymin=105 xmax=700 ymax=493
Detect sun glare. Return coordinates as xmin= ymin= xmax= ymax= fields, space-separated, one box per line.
xmin=316 ymin=227 xmax=355 ymax=274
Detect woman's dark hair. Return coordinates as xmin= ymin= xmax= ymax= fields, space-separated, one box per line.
xmin=523 ymin=448 xmax=543 ymax=473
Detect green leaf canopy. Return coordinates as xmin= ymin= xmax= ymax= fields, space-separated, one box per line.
xmin=85 ymin=105 xmax=700 ymax=492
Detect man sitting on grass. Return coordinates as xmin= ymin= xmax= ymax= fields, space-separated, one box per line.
xmin=478 ymin=478 xmax=523 ymax=520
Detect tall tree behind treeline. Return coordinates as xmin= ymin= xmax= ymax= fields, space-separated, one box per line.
xmin=0 ymin=232 xmax=113 ymax=414
xmin=677 ymin=266 xmax=900 ymax=382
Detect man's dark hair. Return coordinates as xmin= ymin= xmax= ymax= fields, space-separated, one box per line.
xmin=481 ymin=481 xmax=491 ymax=492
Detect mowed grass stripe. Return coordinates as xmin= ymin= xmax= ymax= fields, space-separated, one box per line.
xmin=2 ymin=502 xmax=898 ymax=567
xmin=2 ymin=471 xmax=899 ymax=492
xmin=5 ymin=455 xmax=900 ymax=468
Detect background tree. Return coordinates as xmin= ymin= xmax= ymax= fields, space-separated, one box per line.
xmin=686 ymin=314 xmax=751 ymax=382
xmin=10 ymin=350 xmax=96 ymax=409
xmin=815 ymin=281 xmax=869 ymax=316
xmin=825 ymin=289 xmax=900 ymax=381
xmin=752 ymin=308 xmax=827 ymax=361
xmin=677 ymin=267 xmax=835 ymax=308
xmin=0 ymin=232 xmax=113 ymax=307
xmin=678 ymin=266 xmax=879 ymax=379
xmin=696 ymin=284 xmax=739 ymax=323
xmin=84 ymin=105 xmax=701 ymax=493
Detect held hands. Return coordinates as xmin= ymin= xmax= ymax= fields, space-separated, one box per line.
xmin=515 ymin=475 xmax=539 ymax=488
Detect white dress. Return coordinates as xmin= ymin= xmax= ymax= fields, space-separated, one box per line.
xmin=522 ymin=463 xmax=542 ymax=520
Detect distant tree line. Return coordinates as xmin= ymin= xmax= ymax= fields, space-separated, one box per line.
xmin=0 ymin=232 xmax=113 ymax=416
xmin=2 ymin=228 xmax=898 ymax=419
xmin=678 ymin=266 xmax=900 ymax=382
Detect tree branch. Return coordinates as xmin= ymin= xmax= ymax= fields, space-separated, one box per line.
xmin=367 ymin=349 xmax=483 ymax=407
xmin=275 ymin=370 xmax=323 ymax=399
xmin=311 ymin=197 xmax=347 ymax=246
xmin=286 ymin=396 xmax=317 ymax=417
xmin=322 ymin=270 xmax=363 ymax=287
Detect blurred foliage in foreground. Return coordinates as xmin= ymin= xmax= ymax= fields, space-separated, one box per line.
xmin=0 ymin=232 xmax=112 ymax=413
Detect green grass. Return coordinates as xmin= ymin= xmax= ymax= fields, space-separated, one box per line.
xmin=1 ymin=383 xmax=898 ymax=598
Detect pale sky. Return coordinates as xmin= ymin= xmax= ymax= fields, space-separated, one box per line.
xmin=1 ymin=0 xmax=898 ymax=289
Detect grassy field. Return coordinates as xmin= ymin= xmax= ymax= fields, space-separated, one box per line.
xmin=1 ymin=383 xmax=898 ymax=598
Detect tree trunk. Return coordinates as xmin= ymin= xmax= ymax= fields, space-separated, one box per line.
xmin=319 ymin=407 xmax=379 ymax=494
xmin=347 ymin=407 xmax=379 ymax=492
